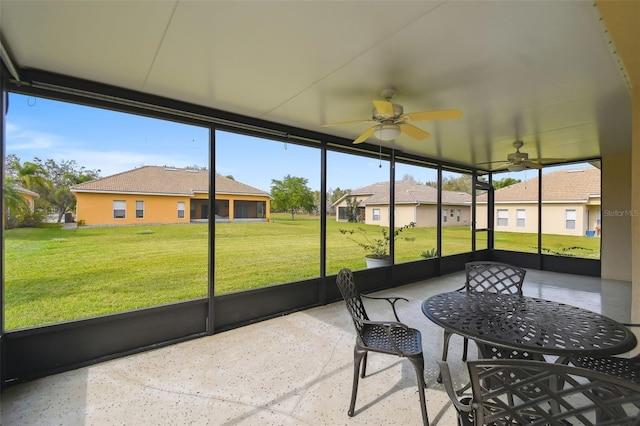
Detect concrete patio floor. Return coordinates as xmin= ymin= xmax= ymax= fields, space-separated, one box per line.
xmin=1 ymin=269 xmax=634 ymax=425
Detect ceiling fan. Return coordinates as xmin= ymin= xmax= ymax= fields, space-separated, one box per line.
xmin=480 ymin=141 xmax=565 ymax=172
xmin=323 ymin=88 xmax=462 ymax=144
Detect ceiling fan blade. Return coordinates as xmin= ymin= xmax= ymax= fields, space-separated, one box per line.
xmin=372 ymin=100 xmax=394 ymax=117
xmin=399 ymin=123 xmax=430 ymax=140
xmin=490 ymin=163 xmax=512 ymax=171
xmin=476 ymin=160 xmax=510 ymax=166
xmin=528 ymin=157 xmax=566 ymax=163
xmin=353 ymin=126 xmax=376 ymax=144
xmin=522 ymin=160 xmax=543 ymax=169
xmin=322 ymin=119 xmax=376 ymax=127
xmin=402 ymin=109 xmax=462 ymax=122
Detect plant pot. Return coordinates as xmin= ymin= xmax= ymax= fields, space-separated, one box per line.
xmin=365 ymin=256 xmax=392 ymax=269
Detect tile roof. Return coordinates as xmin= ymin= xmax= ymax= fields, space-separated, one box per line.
xmin=70 ymin=166 xmax=269 ymax=197
xmin=346 ymin=180 xmax=471 ymax=205
xmin=477 ymin=167 xmax=600 ymax=202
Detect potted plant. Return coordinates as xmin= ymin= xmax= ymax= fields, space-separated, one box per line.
xmin=340 ymin=222 xmax=416 ymax=268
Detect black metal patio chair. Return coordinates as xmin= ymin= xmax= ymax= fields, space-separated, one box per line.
xmin=336 ymin=268 xmax=429 ymax=426
xmin=439 ymin=359 xmax=640 ymax=425
xmin=441 ymin=261 xmax=527 ymax=366
xmin=570 ymin=323 xmax=640 ymax=385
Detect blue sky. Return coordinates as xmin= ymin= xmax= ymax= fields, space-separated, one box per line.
xmin=5 ymin=93 xmax=428 ymax=192
xmin=5 ymin=93 xmax=591 ymax=193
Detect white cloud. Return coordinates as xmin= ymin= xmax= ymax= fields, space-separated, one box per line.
xmin=5 ymin=123 xmax=61 ymax=151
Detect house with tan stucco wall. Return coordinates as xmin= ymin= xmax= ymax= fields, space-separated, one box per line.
xmin=476 ymin=167 xmax=601 ymax=236
xmin=332 ymin=180 xmax=472 ymax=228
xmin=71 ymin=166 xmax=271 ymax=226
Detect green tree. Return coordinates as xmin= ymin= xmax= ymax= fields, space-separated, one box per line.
xmin=425 ymin=175 xmax=472 ymax=192
xmin=9 ymin=157 xmax=52 ymax=193
xmin=326 ymin=187 xmax=349 ymax=215
xmin=442 ymin=174 xmax=472 ymax=193
xmin=344 ymin=195 xmax=361 ymax=222
xmin=5 ymin=157 xmax=52 ymax=227
xmin=40 ymin=159 xmax=101 ymax=222
xmin=270 ymin=175 xmax=315 ymax=220
xmin=494 ymin=177 xmax=521 ymax=189
xmin=3 ymin=177 xmax=29 ymax=228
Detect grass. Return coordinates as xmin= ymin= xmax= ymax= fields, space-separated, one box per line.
xmin=3 ymin=214 xmax=600 ymax=330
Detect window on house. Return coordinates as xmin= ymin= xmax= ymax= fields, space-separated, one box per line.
xmin=337 ymin=207 xmax=347 ymax=220
xmin=177 ymin=202 xmax=185 ymax=219
xmin=373 ymin=208 xmax=380 ymax=221
xmin=456 ymin=209 xmax=461 ymax=222
xmin=497 ymin=209 xmax=508 ymax=226
xmin=443 ymin=209 xmax=448 ymax=223
xmin=113 ymin=200 xmax=126 ymax=219
xmin=136 ymin=201 xmax=144 ymax=219
xmin=517 ymin=209 xmax=525 ymax=227
xmin=565 ymin=209 xmax=576 ymax=229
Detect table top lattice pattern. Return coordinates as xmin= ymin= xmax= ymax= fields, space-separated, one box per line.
xmin=423 ymin=292 xmax=637 ymax=357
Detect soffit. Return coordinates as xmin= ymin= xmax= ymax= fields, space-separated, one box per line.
xmin=0 ymin=1 xmax=632 ymax=170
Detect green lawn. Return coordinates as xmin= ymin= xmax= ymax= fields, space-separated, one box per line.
xmin=3 ymin=215 xmax=600 ymax=329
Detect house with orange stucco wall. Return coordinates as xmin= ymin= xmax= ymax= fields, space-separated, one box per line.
xmin=71 ymin=166 xmax=271 ymax=226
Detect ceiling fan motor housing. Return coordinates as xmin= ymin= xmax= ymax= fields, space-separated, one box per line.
xmin=509 ymin=151 xmax=528 ymax=162
xmin=373 ymin=103 xmax=403 ymax=121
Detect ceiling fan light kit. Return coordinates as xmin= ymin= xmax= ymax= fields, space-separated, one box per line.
xmin=508 ymin=164 xmax=526 ymax=172
xmin=323 ymin=88 xmax=462 ymax=144
xmin=374 ymin=124 xmax=401 ymax=141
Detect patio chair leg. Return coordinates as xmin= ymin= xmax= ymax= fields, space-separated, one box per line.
xmin=349 ymin=346 xmax=367 ymax=417
xmin=361 ymin=352 xmax=368 ymax=378
xmin=462 ymin=337 xmax=469 ymax=362
xmin=409 ymin=356 xmax=430 ymax=426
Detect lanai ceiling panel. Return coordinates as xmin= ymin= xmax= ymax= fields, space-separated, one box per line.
xmin=0 ymin=0 xmax=631 ymax=169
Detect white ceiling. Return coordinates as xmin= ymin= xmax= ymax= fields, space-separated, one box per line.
xmin=0 ymin=1 xmax=632 ymax=171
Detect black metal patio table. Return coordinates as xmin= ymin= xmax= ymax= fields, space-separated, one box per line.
xmin=422 ymin=291 xmax=638 ymax=360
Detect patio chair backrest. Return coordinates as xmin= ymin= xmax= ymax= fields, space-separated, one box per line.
xmin=336 ymin=268 xmax=369 ymax=336
xmin=467 ymin=359 xmax=640 ymax=425
xmin=465 ymin=261 xmax=526 ymax=295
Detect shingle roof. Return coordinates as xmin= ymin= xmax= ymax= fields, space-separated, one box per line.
xmin=344 ymin=180 xmax=471 ymax=205
xmin=477 ymin=167 xmax=600 ymax=202
xmin=70 ymin=166 xmax=269 ymax=197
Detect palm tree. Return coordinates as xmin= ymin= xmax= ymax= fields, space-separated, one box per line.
xmin=3 ymin=177 xmax=29 ymax=229
xmin=12 ymin=159 xmax=52 ymax=192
